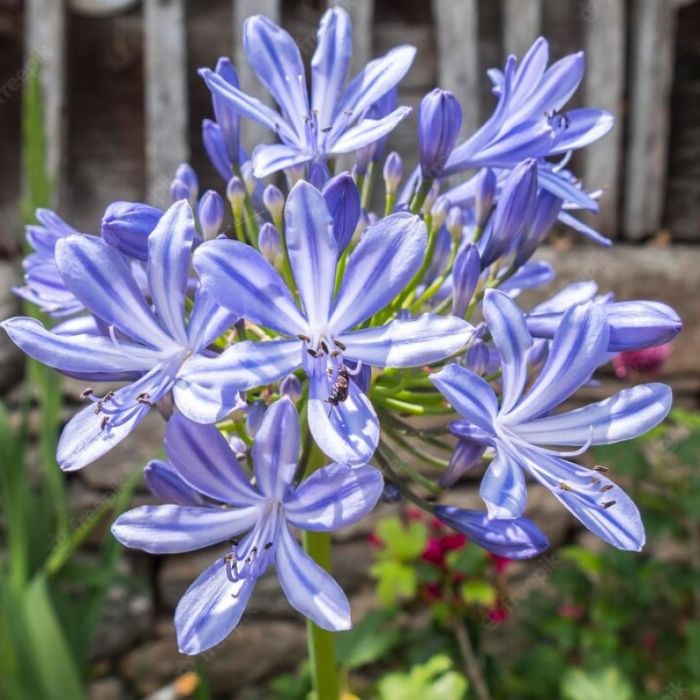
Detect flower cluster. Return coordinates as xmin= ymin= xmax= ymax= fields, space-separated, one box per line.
xmin=3 ymin=7 xmax=681 ymax=656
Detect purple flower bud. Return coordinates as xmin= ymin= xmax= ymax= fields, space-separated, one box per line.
xmin=246 ymin=400 xmax=266 ymax=437
xmin=433 ymin=505 xmax=549 ymax=559
xmin=228 ymin=435 xmax=248 ymax=461
xmin=370 ymin=87 xmax=398 ymax=163
xmin=258 ymin=222 xmax=281 ymax=263
xmin=322 ymin=173 xmax=361 ymax=252
xmin=197 ymin=190 xmax=225 ymax=240
xmin=446 ymin=206 xmax=463 ymax=240
xmin=451 ymin=243 xmax=481 ymax=317
xmin=240 ymin=161 xmax=257 ymax=194
xmin=212 ymin=57 xmax=242 ymax=166
xmin=263 ymin=184 xmax=285 ymax=222
xmin=480 ymin=159 xmax=538 ymax=267
xmin=173 ymin=164 xmax=198 ymax=204
xmin=101 ymin=201 xmax=163 ymax=261
xmin=513 ymin=189 xmax=563 ymax=268
xmin=202 ymin=119 xmax=232 ymax=181
xmin=170 ymin=178 xmax=190 ymax=204
xmin=380 ymin=481 xmax=402 ymax=503
xmin=418 ymin=88 xmax=463 ymax=179
xmin=287 ymin=162 xmax=306 ymax=184
xmin=382 ymin=151 xmax=403 ymax=195
xmin=475 ymin=168 xmax=497 ymax=229
xmin=465 ymin=339 xmax=493 ymax=375
xmin=226 ymin=176 xmax=246 ymax=210
xmin=431 ymin=195 xmax=450 ymax=231
xmin=439 ymin=439 xmax=486 ymax=488
xmin=309 ymin=162 xmax=331 ymax=189
xmin=280 ymin=374 xmax=302 ymax=402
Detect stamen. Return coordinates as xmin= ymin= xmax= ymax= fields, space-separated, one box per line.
xmin=297 ymin=334 xmax=311 ymax=342
xmin=320 ymin=340 xmax=330 ymax=355
xmin=100 ymin=416 xmax=110 ymax=430
xmin=333 ymin=339 xmax=347 ymax=351
xmin=602 ymin=500 xmax=616 ymax=509
xmin=80 ymin=387 xmax=94 ymax=399
xmin=599 ymin=484 xmax=614 ymax=493
xmin=593 ymin=465 xmax=609 ymax=472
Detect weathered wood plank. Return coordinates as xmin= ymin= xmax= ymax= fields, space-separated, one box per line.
xmin=503 ymin=0 xmax=541 ymax=58
xmin=233 ymin=0 xmax=282 ymax=149
xmin=624 ymin=0 xmax=677 ymax=240
xmin=24 ymin=0 xmax=66 ymax=208
xmin=330 ymin=0 xmax=373 ymax=75
xmin=431 ymin=0 xmax=479 ymax=134
xmin=582 ymin=0 xmax=625 ymax=238
xmin=144 ymin=0 xmax=188 ymax=206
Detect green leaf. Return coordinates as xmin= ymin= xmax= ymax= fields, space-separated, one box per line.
xmin=460 ymin=579 xmax=497 ymax=608
xmin=561 ymin=667 xmax=633 ymax=700
xmin=376 ymin=654 xmax=468 ymax=700
xmin=560 ymin=546 xmax=604 ymax=578
xmin=374 ymin=516 xmax=428 ymax=562
xmin=336 ymin=609 xmax=401 ymax=669
xmin=445 ymin=544 xmax=488 ymax=575
xmin=370 ymin=560 xmax=417 ymax=607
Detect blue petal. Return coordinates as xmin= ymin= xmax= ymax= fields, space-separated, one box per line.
xmin=144 ymin=459 xmax=205 ymax=506
xmin=329 ymin=212 xmax=427 ymax=333
xmin=340 ymin=314 xmax=473 ymax=368
xmin=312 ymin=7 xmax=352 ymax=140
xmin=193 ymin=239 xmax=307 ymax=336
xmin=111 ymin=504 xmax=260 ymax=554
xmin=101 ymin=201 xmax=163 ymax=261
xmin=165 ymin=413 xmax=261 ymax=506
xmin=440 ymin=439 xmax=486 ymax=488
xmin=1 ymin=316 xmax=161 ymax=374
xmin=322 ymin=173 xmax=361 ymax=252
xmin=285 ymin=463 xmax=383 ymax=531
xmin=212 ymin=57 xmax=242 ymax=165
xmin=285 ymin=181 xmax=338 ymax=330
xmin=538 ymin=168 xmax=599 ymax=212
xmin=253 ymin=398 xmax=301 ymax=501
xmin=199 ymin=68 xmax=298 ymax=145
xmin=530 ymin=281 xmax=597 ymax=314
xmin=516 ymin=383 xmax=672 ymax=447
xmin=329 ymin=107 xmax=412 ymax=154
xmin=55 ymin=235 xmax=174 ymax=349
xmin=202 ymin=119 xmax=234 ymax=180
xmin=335 ymin=45 xmax=416 ymax=129
xmin=429 ymin=363 xmax=498 ymax=435
xmin=603 ymin=301 xmax=682 ymax=352
xmin=499 ymin=260 xmax=555 ymax=297
xmin=516 ymin=447 xmax=645 ymax=551
xmin=244 ymin=15 xmax=309 ymax=144
xmin=176 ymin=558 xmax=256 ymax=655
xmin=483 ymin=290 xmax=533 ymax=413
xmin=308 ymin=370 xmax=379 ymax=466
xmin=187 ymin=288 xmax=237 ymax=352
xmin=557 ymin=210 xmax=612 ymax=246
xmin=147 ymin=200 xmax=195 ymax=345
xmin=510 ymin=37 xmax=549 ymax=109
xmin=434 ymin=505 xmax=549 ymax=559
xmin=275 ymin=524 xmax=351 ymax=630
xmin=507 ymin=303 xmax=609 ymax=423
xmin=479 ymin=450 xmax=527 ymax=519
xmin=549 ymin=108 xmax=614 ymax=155
xmin=174 ymin=339 xmax=300 ymax=423
xmin=251 ymin=143 xmax=312 ymax=179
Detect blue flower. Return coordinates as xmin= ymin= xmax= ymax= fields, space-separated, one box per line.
xmin=418 ymin=88 xmax=463 ymax=179
xmin=2 ymin=201 xmax=237 ymax=471
xmin=180 ymin=181 xmax=474 ymax=465
xmin=431 ymin=290 xmax=673 ymax=551
xmin=112 ymin=400 xmax=384 ymax=654
xmin=199 ymin=7 xmax=415 ymax=178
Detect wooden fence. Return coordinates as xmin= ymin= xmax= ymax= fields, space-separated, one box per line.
xmin=17 ymin=0 xmax=700 ymax=242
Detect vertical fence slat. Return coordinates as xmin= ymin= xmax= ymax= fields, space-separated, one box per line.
xmin=333 ymin=0 xmax=373 ymax=75
xmin=582 ymin=0 xmax=625 ymax=238
xmin=624 ymin=0 xmax=677 ymax=240
xmin=144 ymin=0 xmax=188 ymax=206
xmin=503 ymin=0 xmax=541 ymax=58
xmin=432 ymin=0 xmax=480 ymax=133
xmin=234 ymin=0 xmax=282 ymax=148
xmin=25 ymin=0 xmax=66 ymax=208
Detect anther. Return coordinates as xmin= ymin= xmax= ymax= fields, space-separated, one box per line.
xmin=103 ymin=391 xmax=115 ymax=402
xmin=558 ymin=481 xmax=573 ymax=491
xmin=264 ymin=542 xmax=273 ymax=550
xmin=330 ymin=350 xmax=341 ymax=358
xmin=599 ymin=484 xmax=614 ymax=493
xmin=95 ymin=402 xmax=103 ymax=415
xmin=80 ymin=388 xmax=94 ymax=399
xmin=100 ymin=416 xmax=110 ymax=430
xmin=602 ymin=500 xmax=616 ymax=509
xmin=307 ymin=348 xmax=319 ymax=358
xmin=333 ymin=339 xmax=347 ymax=351
xmin=589 ymin=477 xmax=600 ymax=485
xmin=320 ymin=340 xmax=330 ymax=355
xmin=593 ymin=465 xmax=609 ymax=472
xmin=297 ymin=334 xmax=311 ymax=342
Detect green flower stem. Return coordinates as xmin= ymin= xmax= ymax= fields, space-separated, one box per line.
xmin=302 ymin=530 xmax=339 ymax=700
xmin=360 ymin=162 xmax=375 ymax=209
xmin=384 ymin=191 xmax=396 ymax=216
xmin=375 ymin=449 xmax=437 ymax=512
xmin=382 ymin=427 xmax=450 ymax=471
xmin=233 ymin=163 xmax=260 ymax=247
xmin=409 ymin=176 xmax=434 ymax=214
xmin=374 ymin=396 xmax=454 ymax=416
xmin=231 ymin=203 xmax=248 ymax=244
xmin=409 ymin=238 xmax=459 ymax=313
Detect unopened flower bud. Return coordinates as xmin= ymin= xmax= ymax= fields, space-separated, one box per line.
xmin=446 ymin=206 xmax=463 ymax=240
xmin=228 ymin=435 xmax=248 ymax=461
xmin=263 ymin=184 xmax=285 ymax=223
xmin=197 ymin=190 xmax=224 ymax=240
xmin=170 ymin=178 xmax=190 ymax=204
xmin=475 ymin=168 xmax=497 ymax=229
xmin=431 ymin=196 xmax=450 ymax=231
xmin=451 ymin=243 xmax=481 ymax=318
xmin=258 ymin=222 xmax=281 ymax=263
xmin=323 ymin=173 xmax=360 ymax=252
xmin=287 ymin=162 xmax=306 ymax=184
xmin=439 ymin=439 xmax=486 ymax=488
xmin=101 ymin=201 xmax=163 ymax=261
xmin=465 ymin=339 xmax=491 ymax=375
xmin=352 ymin=210 xmax=369 ymax=244
xmin=380 ymin=481 xmax=402 ymax=504
xmin=240 ymin=161 xmax=257 ymax=195
xmin=173 ymin=164 xmax=198 ymax=204
xmin=212 ymin=57 xmax=241 ymax=166
xmin=418 ymin=88 xmax=462 ymax=179
xmin=226 ymin=176 xmax=246 ymax=212
xmin=246 ymin=400 xmax=266 ymax=437
xmin=280 ymin=374 xmax=302 ymax=402
xmin=382 ymin=151 xmax=403 ymax=195
xmin=309 ymin=162 xmax=331 ymax=189
xmin=421 ymin=180 xmax=441 ymax=216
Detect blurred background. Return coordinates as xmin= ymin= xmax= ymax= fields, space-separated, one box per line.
xmin=0 ymin=0 xmax=699 ymax=698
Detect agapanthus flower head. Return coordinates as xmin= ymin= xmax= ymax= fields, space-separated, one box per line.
xmin=431 ymin=290 xmax=673 ymax=551
xmin=178 ymin=180 xmax=474 ymax=465
xmin=199 ymin=7 xmax=415 ymax=178
xmin=112 ymin=400 xmax=384 ymax=654
xmin=2 ymin=200 xmax=237 ymax=470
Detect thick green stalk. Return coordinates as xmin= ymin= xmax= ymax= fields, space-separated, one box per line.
xmin=302 ymin=530 xmax=339 ymax=700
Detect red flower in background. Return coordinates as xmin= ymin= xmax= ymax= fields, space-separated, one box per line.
xmin=613 ymin=343 xmax=671 ymax=379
